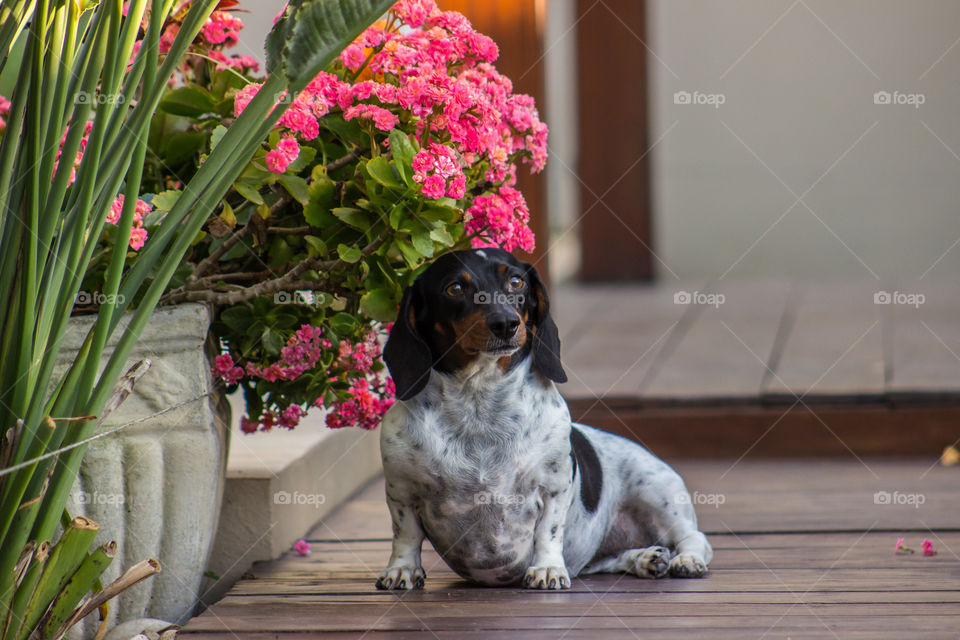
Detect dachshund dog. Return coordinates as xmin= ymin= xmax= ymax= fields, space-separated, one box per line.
xmin=376 ymin=248 xmax=712 ymax=590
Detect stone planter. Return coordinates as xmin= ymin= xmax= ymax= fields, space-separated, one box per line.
xmin=56 ymin=303 xmax=229 ymax=638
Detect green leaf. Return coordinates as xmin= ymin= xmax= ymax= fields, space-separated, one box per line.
xmin=420 ymin=205 xmax=460 ymax=224
xmin=389 ymin=129 xmax=417 ymax=187
xmin=279 ymin=0 xmax=399 ymax=91
xmin=277 ymin=174 xmax=310 ymax=205
xmin=304 ymin=176 xmax=337 ymax=226
xmin=262 ymin=327 xmax=285 ymax=355
xmin=360 ymin=288 xmax=398 ymax=322
xmin=366 ymin=156 xmax=403 ymax=189
xmin=160 ymin=131 xmax=206 ymax=165
xmin=332 ymin=207 xmax=369 ymax=231
xmin=150 ymin=190 xmax=182 ymax=212
xmin=337 ymin=243 xmax=362 ymax=263
xmin=388 ymin=203 xmax=406 ymax=230
xmin=410 ymin=227 xmax=435 ymax=257
xmin=429 ymin=226 xmax=455 ymax=246
xmin=233 ymin=181 xmax=265 ymax=205
xmin=209 ymin=125 xmax=228 ymax=152
xmin=285 ymin=145 xmax=317 ymax=173
xmin=159 ymin=85 xmax=217 ymax=117
xmin=394 ymin=238 xmax=421 ymax=269
xmin=304 ymin=235 xmax=326 ymax=256
xmin=221 ymin=306 xmax=254 ymax=333
xmin=330 ymin=312 xmax=359 ymax=335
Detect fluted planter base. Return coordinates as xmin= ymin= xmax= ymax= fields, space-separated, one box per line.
xmin=57 ymin=304 xmax=229 ymax=638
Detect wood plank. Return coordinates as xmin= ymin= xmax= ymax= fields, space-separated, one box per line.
xmin=763 ymin=281 xmax=886 ymax=400
xmin=307 ymin=457 xmax=960 ymax=544
xmin=572 ymin=402 xmax=960 ymax=459
xmin=640 ymin=280 xmax=792 ymax=402
xmin=887 ymin=278 xmax=960 ymax=401
xmin=557 ymin=284 xmax=697 ymax=400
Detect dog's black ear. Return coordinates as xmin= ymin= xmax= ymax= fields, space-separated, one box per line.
xmin=525 ymin=263 xmax=567 ymax=384
xmin=384 ymin=280 xmax=434 ymax=400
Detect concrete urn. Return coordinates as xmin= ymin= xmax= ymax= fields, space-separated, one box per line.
xmin=56 ymin=303 xmax=230 ymax=637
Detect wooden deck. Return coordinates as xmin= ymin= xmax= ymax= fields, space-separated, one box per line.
xmin=552 ymin=279 xmax=960 ymax=458
xmin=181 ymin=459 xmax=960 ymax=638
xmin=179 ymin=280 xmax=960 ymax=638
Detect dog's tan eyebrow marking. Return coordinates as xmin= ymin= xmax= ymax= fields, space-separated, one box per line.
xmin=497 ymin=264 xmax=507 ymax=276
xmin=461 ymin=272 xmax=472 ymax=284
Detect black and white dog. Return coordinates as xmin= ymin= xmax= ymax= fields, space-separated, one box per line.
xmin=377 ymin=248 xmax=711 ymax=590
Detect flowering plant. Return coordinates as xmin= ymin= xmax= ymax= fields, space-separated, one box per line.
xmin=80 ymin=0 xmax=548 ymax=432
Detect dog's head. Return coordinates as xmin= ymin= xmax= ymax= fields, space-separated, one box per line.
xmin=384 ymin=248 xmax=566 ymax=400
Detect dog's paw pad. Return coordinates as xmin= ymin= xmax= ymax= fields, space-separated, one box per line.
xmin=668 ymin=552 xmax=707 ymax=578
xmin=523 ymin=565 xmax=571 ymax=590
xmin=628 ymin=546 xmax=671 ymax=579
xmin=376 ymin=566 xmax=426 ymax=590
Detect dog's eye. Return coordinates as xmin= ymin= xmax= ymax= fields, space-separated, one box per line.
xmin=445 ymin=282 xmax=464 ymax=297
xmin=508 ymin=276 xmax=524 ymax=290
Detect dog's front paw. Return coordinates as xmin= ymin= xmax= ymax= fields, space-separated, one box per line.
xmin=376 ymin=565 xmax=426 ymax=590
xmin=668 ymin=552 xmax=708 ymax=578
xmin=523 ymin=565 xmax=571 ymax=590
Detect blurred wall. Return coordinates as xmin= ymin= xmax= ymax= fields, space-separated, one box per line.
xmin=649 ymin=0 xmax=960 ymax=280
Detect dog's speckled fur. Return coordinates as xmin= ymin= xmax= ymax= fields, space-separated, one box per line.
xmin=377 ymin=249 xmax=712 ymax=590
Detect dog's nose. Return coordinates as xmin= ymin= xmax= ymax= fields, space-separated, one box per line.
xmin=487 ymin=313 xmax=520 ymax=340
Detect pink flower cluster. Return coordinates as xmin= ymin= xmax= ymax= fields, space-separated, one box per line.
xmin=230 ymin=0 xmax=548 ymax=251
xmin=201 ymin=11 xmax=242 ymax=47
xmin=215 ymin=324 xmax=395 ymax=433
xmin=265 ymin=137 xmax=300 ymax=173
xmin=107 ymin=194 xmax=152 ymax=250
xmin=412 ymin=143 xmax=465 ymax=199
xmin=464 ymin=186 xmax=534 ymax=253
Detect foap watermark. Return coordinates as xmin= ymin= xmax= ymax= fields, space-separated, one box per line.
xmin=274 ymin=290 xmax=319 ymax=306
xmin=874 ymin=490 xmax=925 ymax=508
xmin=874 ymin=290 xmax=925 ymax=308
xmin=674 ymin=90 xmax=725 ymax=109
xmin=873 ymin=90 xmax=925 ymax=108
xmin=674 ymin=290 xmax=725 ymax=308
xmin=474 ymin=491 xmax=525 ymax=506
xmin=274 ymin=490 xmax=327 ymax=508
xmin=474 ymin=291 xmax=525 ymax=306
xmin=675 ymin=491 xmax=725 ymax=509
xmin=75 ymin=91 xmax=125 ymax=105
xmin=75 ymin=291 xmax=125 ymax=306
xmin=75 ymin=490 xmax=125 ymax=506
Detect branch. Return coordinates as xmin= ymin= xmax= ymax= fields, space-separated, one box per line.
xmin=326 ymin=148 xmax=361 ymax=173
xmin=160 ymin=238 xmax=383 ymax=306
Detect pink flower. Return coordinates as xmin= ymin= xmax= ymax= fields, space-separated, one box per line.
xmin=340 ymin=43 xmax=367 ymax=71
xmin=293 ymin=539 xmax=311 ymax=556
xmin=240 ymin=416 xmax=258 ymax=434
xmin=343 ymin=104 xmax=398 ymax=132
xmin=233 ymin=83 xmax=262 ymax=118
xmin=128 ymin=227 xmax=149 ymax=250
xmin=265 ymin=137 xmax=300 ymax=173
xmin=922 ymin=539 xmax=936 ymax=556
xmin=894 ymin=537 xmax=914 ymax=554
xmin=278 ymin=404 xmax=304 ymax=429
xmin=202 ymin=11 xmax=243 ymax=46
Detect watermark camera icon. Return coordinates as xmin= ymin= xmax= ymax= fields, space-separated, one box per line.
xmin=274 ymin=290 xmax=314 ymax=305
xmin=674 ymin=91 xmax=692 ymax=105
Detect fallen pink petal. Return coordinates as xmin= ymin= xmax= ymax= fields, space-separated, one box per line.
xmin=894 ymin=537 xmax=915 ymax=554
xmin=922 ymin=539 xmax=936 ymax=556
xmin=293 ymin=539 xmax=311 ymax=556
